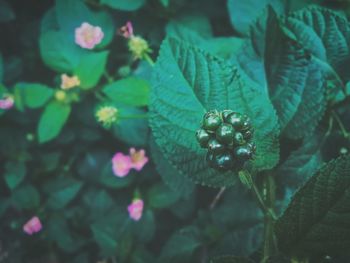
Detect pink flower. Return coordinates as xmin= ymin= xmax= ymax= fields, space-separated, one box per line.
xmin=129 ymin=148 xmax=148 ymax=171
xmin=23 ymin=216 xmax=42 ymax=235
xmin=0 ymin=95 xmax=14 ymax=110
xmin=75 ymin=22 xmax=104 ymax=49
xmin=127 ymin=199 xmax=144 ymax=221
xmin=118 ymin=21 xmax=134 ymax=39
xmin=112 ymin=152 xmax=132 ymax=177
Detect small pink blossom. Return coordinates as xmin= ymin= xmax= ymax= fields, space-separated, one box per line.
xmin=127 ymin=199 xmax=144 ymax=221
xmin=75 ymin=22 xmax=104 ymax=49
xmin=112 ymin=152 xmax=132 ymax=177
xmin=23 ymin=216 xmax=42 ymax=235
xmin=129 ymin=148 xmax=149 ymax=171
xmin=118 ymin=21 xmax=134 ymax=39
xmin=0 ymin=94 xmax=14 ymax=110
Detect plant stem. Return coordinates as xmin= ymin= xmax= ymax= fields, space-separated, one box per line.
xmin=209 ymin=187 xmax=226 ymax=210
xmin=332 ymin=110 xmax=350 ymax=139
xmin=261 ymin=174 xmax=277 ymax=263
xmin=103 ymin=71 xmax=114 ymax=83
xmin=144 ymin=53 xmax=155 ymax=67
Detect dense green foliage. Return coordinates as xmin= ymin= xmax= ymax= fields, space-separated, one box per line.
xmin=1 ymin=0 xmax=350 ymax=262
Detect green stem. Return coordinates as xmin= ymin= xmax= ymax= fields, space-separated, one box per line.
xmin=144 ymin=53 xmax=155 ymax=67
xmin=103 ymin=71 xmax=114 ymax=83
xmin=209 ymin=187 xmax=226 ymax=210
xmin=261 ymin=174 xmax=277 ymax=263
xmin=332 ymin=110 xmax=350 ymax=139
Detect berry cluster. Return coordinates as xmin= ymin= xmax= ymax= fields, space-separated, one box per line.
xmin=196 ymin=110 xmax=256 ymax=171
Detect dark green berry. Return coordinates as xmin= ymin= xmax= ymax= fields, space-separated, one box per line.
xmin=214 ymin=151 xmax=234 ymax=171
xmin=243 ymin=129 xmax=254 ymax=140
xmin=234 ymin=145 xmax=254 ymax=161
xmin=202 ymin=110 xmax=222 ymax=131
xmin=233 ymin=132 xmax=245 ymax=146
xmin=226 ymin=112 xmax=244 ymax=130
xmin=241 ymin=116 xmax=252 ymax=131
xmin=208 ymin=138 xmax=225 ymax=154
xmin=221 ymin=110 xmax=235 ymax=121
xmin=216 ymin=123 xmax=234 ymax=144
xmin=196 ymin=129 xmax=211 ymax=148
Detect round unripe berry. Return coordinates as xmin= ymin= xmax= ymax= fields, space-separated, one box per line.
xmin=241 ymin=116 xmax=252 ymax=131
xmin=243 ymin=129 xmax=254 ymax=140
xmin=226 ymin=112 xmax=244 ymax=130
xmin=214 ymin=151 xmax=234 ymax=171
xmin=234 ymin=145 xmax=254 ymax=161
xmin=202 ymin=111 xmax=222 ymax=131
xmin=233 ymin=132 xmax=245 ymax=146
xmin=221 ymin=110 xmax=235 ymax=122
xmin=196 ymin=129 xmax=211 ymax=148
xmin=216 ymin=123 xmax=234 ymax=144
xmin=208 ymin=138 xmax=225 ymax=154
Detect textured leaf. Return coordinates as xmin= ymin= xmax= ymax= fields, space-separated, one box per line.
xmin=284 ymin=7 xmax=350 ymax=83
xmin=150 ymin=139 xmax=195 ymax=197
xmin=103 ymin=77 xmax=150 ymax=106
xmin=275 ymin=155 xmax=350 ymax=257
xmin=100 ymin=0 xmax=146 ymax=11
xmin=150 ymin=38 xmax=279 ymax=187
xmin=227 ymin=0 xmax=284 ymax=35
xmin=14 ymin=83 xmax=54 ymax=109
xmin=265 ymin=7 xmax=326 ymax=138
xmin=38 ymin=101 xmax=71 ymax=143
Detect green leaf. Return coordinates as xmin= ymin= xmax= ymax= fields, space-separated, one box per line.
xmin=147 ymin=183 xmax=181 ymax=209
xmin=14 ymin=83 xmax=54 ymax=109
xmin=210 ymin=256 xmax=254 ymax=263
xmin=150 ymin=38 xmax=280 ymax=188
xmin=159 ymin=226 xmax=201 ymax=262
xmin=276 ymin=134 xmax=323 ymax=192
xmin=40 ymin=30 xmax=83 ymax=72
xmin=38 ymin=101 xmax=71 ymax=143
xmin=112 ymin=107 xmax=149 ymax=147
xmin=150 ymin=139 xmax=195 ymax=197
xmin=275 ymin=155 xmax=350 ymax=257
xmin=0 ymin=0 xmax=15 ymax=23
xmin=133 ymin=210 xmax=156 ymax=242
xmin=284 ymin=7 xmax=350 ymax=83
xmin=44 ymin=177 xmax=83 ymax=210
xmin=99 ymin=162 xmax=134 ymax=189
xmin=12 ymin=184 xmax=40 ymax=210
xmin=100 ymin=0 xmax=146 ymax=11
xmin=265 ymin=7 xmax=326 ymax=138
xmin=102 ymin=77 xmax=150 ymax=106
xmin=4 ymin=161 xmax=26 ymax=190
xmin=75 ymin=51 xmax=109 ymax=89
xmin=83 ymin=189 xmax=115 ymax=221
xmin=227 ymin=0 xmax=284 ymax=35
xmin=47 ymin=215 xmax=84 ymax=252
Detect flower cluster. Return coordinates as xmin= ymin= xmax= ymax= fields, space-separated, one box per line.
xmin=118 ymin=21 xmax=152 ymax=60
xmin=0 ymin=94 xmax=14 ymax=110
xmin=23 ymin=216 xmax=42 ymax=235
xmin=112 ymin=148 xmax=149 ymax=177
xmin=127 ymin=199 xmax=144 ymax=221
xmin=60 ymin=74 xmax=80 ymax=90
xmin=196 ymin=110 xmax=256 ymax=171
xmin=75 ymin=22 xmax=104 ymax=49
xmin=95 ymin=105 xmax=118 ymax=128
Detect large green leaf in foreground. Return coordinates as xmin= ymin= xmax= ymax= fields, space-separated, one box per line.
xmin=276 ymin=155 xmax=350 ymax=257
xmin=150 ymin=38 xmax=279 ymax=187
